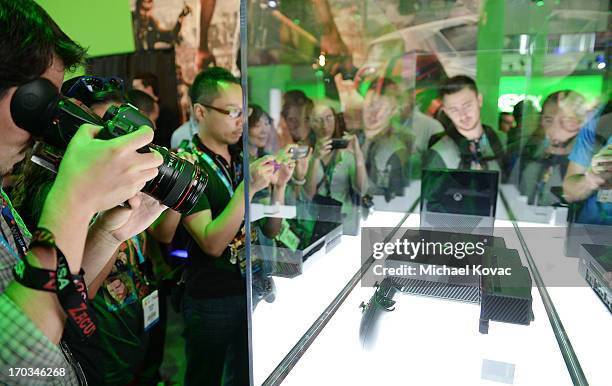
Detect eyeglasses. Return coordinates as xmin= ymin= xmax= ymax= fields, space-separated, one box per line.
xmin=310 ymin=115 xmax=335 ymax=124
xmin=197 ymin=103 xmax=252 ymax=119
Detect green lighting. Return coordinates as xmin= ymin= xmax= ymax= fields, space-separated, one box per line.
xmin=536 ymin=0 xmax=545 ymax=6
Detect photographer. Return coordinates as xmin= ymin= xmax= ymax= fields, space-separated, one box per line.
xmin=0 ymin=2 xmax=164 ymax=384
xmin=14 ymin=76 xmax=170 ymax=386
xmin=178 ymin=67 xmax=279 ymax=385
xmin=304 ymin=99 xmax=367 ymax=235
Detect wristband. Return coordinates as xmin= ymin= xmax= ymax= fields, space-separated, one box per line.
xmin=291 ymin=177 xmax=306 ymax=185
xmin=13 ymin=227 xmax=97 ymax=340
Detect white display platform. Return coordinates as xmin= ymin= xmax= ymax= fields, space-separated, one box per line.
xmin=251 ymin=183 xmax=610 ymax=385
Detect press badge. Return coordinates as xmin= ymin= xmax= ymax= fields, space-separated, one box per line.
xmin=142 ymin=290 xmax=160 ymax=331
xmin=597 ymin=189 xmax=612 ymax=203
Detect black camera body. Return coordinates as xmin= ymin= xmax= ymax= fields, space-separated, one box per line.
xmin=10 ymin=78 xmax=207 ymax=213
xmin=331 ymin=138 xmax=349 ymax=150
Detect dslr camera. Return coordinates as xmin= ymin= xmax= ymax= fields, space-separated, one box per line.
xmin=10 ymin=77 xmax=207 ymax=213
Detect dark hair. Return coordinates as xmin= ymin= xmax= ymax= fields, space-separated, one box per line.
xmin=498 ymin=111 xmax=513 ymax=125
xmin=248 ymin=104 xmax=272 ymax=128
xmin=0 ymin=0 xmax=86 ymax=99
xmin=281 ymin=90 xmax=313 ymax=119
xmin=127 ymin=89 xmax=157 ymax=116
xmin=133 ymin=72 xmax=159 ymax=97
xmin=189 ymin=67 xmax=240 ymax=106
xmin=439 ymin=75 xmax=478 ymax=98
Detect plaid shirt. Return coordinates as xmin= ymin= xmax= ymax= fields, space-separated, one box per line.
xmin=0 ymin=190 xmax=80 ymax=386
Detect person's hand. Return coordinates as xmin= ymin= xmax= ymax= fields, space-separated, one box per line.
xmin=342 ymin=133 xmax=360 ymax=154
xmin=313 ymin=138 xmax=333 ymax=160
xmin=249 ymin=155 xmax=276 ymax=193
xmin=334 ymin=73 xmax=364 ymax=130
xmin=274 ymin=161 xmax=295 ymax=187
xmin=293 ymin=147 xmax=312 ymax=181
xmin=586 ymin=144 xmax=612 ymax=188
xmin=272 ymin=146 xmax=297 ymax=187
xmin=92 ymin=193 xmax=168 ymax=244
xmin=53 ymin=124 xmax=163 ymax=217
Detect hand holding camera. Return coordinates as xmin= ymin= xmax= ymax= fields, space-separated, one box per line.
xmin=93 ymin=193 xmax=167 ymax=244
xmin=271 ymin=145 xmax=297 ymax=187
xmin=54 ymin=123 xmax=163 ymax=215
xmin=249 ymin=155 xmax=277 ymax=193
xmin=313 ymin=138 xmax=333 ymax=160
xmin=292 ymin=146 xmax=313 ymax=181
xmin=11 ymin=78 xmax=208 ymax=214
xmin=587 ymin=144 xmax=612 ymax=189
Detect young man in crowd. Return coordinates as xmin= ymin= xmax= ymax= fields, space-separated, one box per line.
xmin=425 ymin=75 xmax=505 ymax=172
xmin=179 ymin=67 xmax=286 ymax=385
xmin=0 ymin=1 xmax=165 ymax=384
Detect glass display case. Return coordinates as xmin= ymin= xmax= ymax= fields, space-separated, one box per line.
xmin=241 ymin=1 xmax=610 ymax=385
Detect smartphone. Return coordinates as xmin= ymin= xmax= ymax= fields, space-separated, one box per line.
xmin=331 ymin=139 xmax=349 ymax=149
xmin=289 ymin=146 xmax=309 ymax=160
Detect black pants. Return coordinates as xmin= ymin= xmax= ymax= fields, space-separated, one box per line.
xmin=182 ymin=293 xmax=249 ymax=386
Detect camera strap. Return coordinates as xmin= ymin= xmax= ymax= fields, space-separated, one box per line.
xmin=13 ymin=228 xmax=97 ymax=340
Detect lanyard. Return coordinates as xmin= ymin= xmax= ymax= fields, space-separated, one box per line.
xmin=1 ymin=194 xmax=28 ymax=260
xmin=131 ymin=236 xmax=146 ymax=265
xmin=317 ymin=151 xmax=339 ymax=194
xmin=194 ymin=148 xmax=235 ymax=196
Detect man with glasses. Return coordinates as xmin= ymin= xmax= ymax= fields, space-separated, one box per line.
xmin=176 ymin=67 xmax=276 ymax=385
xmin=425 ymin=76 xmax=504 ymax=172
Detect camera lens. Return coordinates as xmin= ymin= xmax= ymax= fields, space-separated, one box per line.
xmin=143 ymin=145 xmax=208 ymax=213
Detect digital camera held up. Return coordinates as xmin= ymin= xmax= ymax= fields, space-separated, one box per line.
xmin=10 ymin=77 xmax=207 ymax=213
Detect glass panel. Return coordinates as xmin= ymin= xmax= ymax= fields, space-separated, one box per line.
xmin=244 ymin=1 xmax=610 ymax=385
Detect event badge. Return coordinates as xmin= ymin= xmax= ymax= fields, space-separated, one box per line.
xmin=142 ymin=290 xmax=160 ymax=331
xmin=597 ymin=189 xmax=612 ymax=203
xmin=277 ymin=220 xmax=300 ymax=252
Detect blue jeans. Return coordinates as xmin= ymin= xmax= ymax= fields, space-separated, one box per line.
xmin=182 ymin=294 xmax=249 ymax=386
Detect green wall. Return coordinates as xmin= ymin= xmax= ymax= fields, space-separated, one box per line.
xmin=36 ymin=0 xmax=135 ymax=58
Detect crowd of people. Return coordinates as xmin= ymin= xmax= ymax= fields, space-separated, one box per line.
xmin=0 ymin=1 xmax=610 ymax=386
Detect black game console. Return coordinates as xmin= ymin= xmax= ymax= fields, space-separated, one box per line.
xmin=269 ymin=220 xmax=343 ymax=278
xmin=359 ymin=230 xmax=533 ymax=348
xmin=420 ymin=169 xmax=499 ymax=236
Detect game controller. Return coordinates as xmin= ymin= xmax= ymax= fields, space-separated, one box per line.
xmin=359 ymin=278 xmax=398 ymax=350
